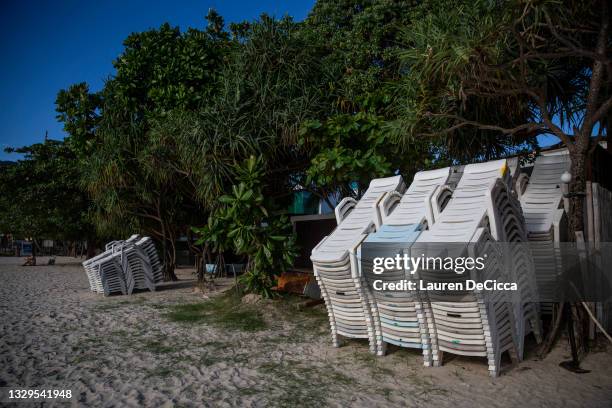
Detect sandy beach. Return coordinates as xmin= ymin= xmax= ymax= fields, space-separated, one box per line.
xmin=1 ymin=256 xmax=611 ymax=407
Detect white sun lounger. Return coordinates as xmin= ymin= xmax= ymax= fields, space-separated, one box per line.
xmin=311 ymin=176 xmax=405 ymax=353
xmin=82 ymin=235 xmax=162 ymax=296
xmin=120 ymin=244 xmax=155 ymax=294
xmin=520 ymin=153 xmax=571 ymax=315
xmin=359 ymin=167 xmax=452 ymax=363
xmin=135 ymin=237 xmax=164 ymax=283
xmin=83 ymin=250 xmax=115 ymax=293
xmin=90 ymin=251 xmax=127 ymax=296
xmin=414 ymin=159 xmax=521 ymax=377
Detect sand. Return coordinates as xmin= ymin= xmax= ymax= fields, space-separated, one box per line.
xmin=1 ymin=256 xmax=611 ymax=407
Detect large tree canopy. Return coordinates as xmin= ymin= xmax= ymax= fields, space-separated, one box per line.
xmin=0 ymin=140 xmax=94 ymax=254
xmin=67 ymin=12 xmax=232 ymax=280
xmin=305 ymin=0 xmax=420 ymax=108
xmin=390 ymin=0 xmax=611 ymax=234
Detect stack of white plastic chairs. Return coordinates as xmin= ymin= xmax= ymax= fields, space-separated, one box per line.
xmin=121 ymin=244 xmax=155 ymax=293
xmin=519 ymin=153 xmax=570 ymax=315
xmin=412 ymin=160 xmax=522 ymax=376
xmin=360 ymin=167 xmax=452 ymax=362
xmin=83 ymin=251 xmax=123 ymax=296
xmin=135 ymin=236 xmax=164 ymax=283
xmin=486 ymin=164 xmax=543 ymax=360
xmin=82 ymin=235 xmax=163 ymax=296
xmin=311 ymin=176 xmax=405 ymax=352
xmin=317 ymin=159 xmax=545 ymax=376
xmin=306 ymin=154 xmax=578 ymax=376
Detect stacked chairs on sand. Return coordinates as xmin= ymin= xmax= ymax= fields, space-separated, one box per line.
xmin=82 ymin=235 xmax=163 ymax=296
xmin=493 ymin=172 xmax=543 ymax=358
xmin=104 ymin=234 xmax=141 ymax=251
xmin=413 ymin=159 xmax=522 ymax=376
xmin=311 ymin=176 xmax=405 ymax=352
xmin=95 ymin=252 xmax=127 ymax=296
xmin=136 ymin=236 xmax=164 ymax=283
xmin=519 ymin=153 xmax=571 ymax=315
xmin=360 ymin=167 xmax=452 ymax=363
xmin=83 ymin=251 xmax=125 ymax=296
xmin=314 ymin=158 xmax=552 ymax=377
xmin=121 ymin=244 xmax=155 ymax=293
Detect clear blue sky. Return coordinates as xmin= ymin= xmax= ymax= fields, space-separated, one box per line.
xmin=0 ymin=0 xmax=315 ymax=160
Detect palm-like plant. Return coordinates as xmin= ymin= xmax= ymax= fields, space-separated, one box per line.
xmin=194 ymin=156 xmax=298 ymax=297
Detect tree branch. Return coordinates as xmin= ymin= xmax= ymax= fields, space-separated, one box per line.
xmin=590 ymin=96 xmax=612 ymax=125
xmin=420 ymin=113 xmax=544 ymax=137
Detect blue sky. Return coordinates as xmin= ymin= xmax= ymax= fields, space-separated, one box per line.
xmin=0 ymin=0 xmax=315 ymax=160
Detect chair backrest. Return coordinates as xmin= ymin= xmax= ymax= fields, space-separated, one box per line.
xmin=337 ymin=175 xmax=404 ymax=230
xmin=311 ymin=175 xmax=404 ymax=261
xmin=520 ymin=153 xmax=570 ymax=233
xmin=417 ymin=159 xmax=508 ymax=242
xmin=385 ymin=167 xmax=451 ymax=226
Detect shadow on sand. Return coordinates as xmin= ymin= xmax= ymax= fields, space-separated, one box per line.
xmin=155 ymin=279 xmax=197 ymax=292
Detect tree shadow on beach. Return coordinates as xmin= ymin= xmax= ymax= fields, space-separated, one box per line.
xmin=153 ymin=279 xmax=197 ymax=292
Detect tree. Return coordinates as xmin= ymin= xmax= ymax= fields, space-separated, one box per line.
xmin=55 ymin=82 xmax=103 ymax=158
xmin=0 ymin=140 xmax=95 ymax=262
xmin=55 ymin=82 xmax=103 ymax=257
xmin=392 ymin=0 xmax=610 ymax=235
xmin=65 ymin=12 xmax=231 ymax=280
xmin=301 ymin=0 xmax=524 ymax=197
xmin=304 ymin=0 xmax=421 ymax=109
xmin=168 ymin=14 xmax=341 ymax=292
xmin=298 ymin=111 xmax=433 ymax=204
xmin=171 ymin=14 xmax=336 ymax=209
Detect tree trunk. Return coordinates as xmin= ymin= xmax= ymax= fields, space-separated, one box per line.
xmin=565 ymin=141 xmax=591 ymax=365
xmin=163 ymin=250 xmax=177 ymax=281
xmin=86 ymin=236 xmax=97 ymax=259
xmin=196 ymin=243 xmax=209 ymax=282
xmin=195 ymin=253 xmax=203 ymax=281
xmin=31 ymin=238 xmax=37 ymax=265
xmin=568 ymin=146 xmax=588 ymax=238
xmin=165 ymin=235 xmax=178 ymax=281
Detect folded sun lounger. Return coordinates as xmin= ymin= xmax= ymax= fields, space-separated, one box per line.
xmin=359 ymin=167 xmax=452 ymax=363
xmin=413 ymin=159 xmax=522 ymax=377
xmin=82 ymin=235 xmax=162 ymax=296
xmin=520 ymin=153 xmax=571 ymax=316
xmin=311 ymin=175 xmax=405 ymax=353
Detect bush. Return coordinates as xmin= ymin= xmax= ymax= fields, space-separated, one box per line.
xmin=194 ymin=156 xmax=297 ymax=297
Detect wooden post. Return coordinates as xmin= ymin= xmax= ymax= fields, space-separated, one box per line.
xmin=586 ymin=182 xmax=595 ymax=244
xmin=592 ymin=183 xmax=601 ymax=249
xmin=592 ymin=183 xmax=603 ymax=337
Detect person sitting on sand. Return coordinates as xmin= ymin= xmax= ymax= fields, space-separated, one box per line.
xmin=22 ymin=256 xmax=36 ymax=266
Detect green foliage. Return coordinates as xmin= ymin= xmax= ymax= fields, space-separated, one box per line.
xmin=219 ymin=14 xmax=332 ymax=146
xmin=111 ymin=19 xmax=227 ymax=114
xmin=55 ymin=82 xmax=102 ymax=157
xmin=63 ymin=14 xmax=232 ymax=278
xmin=194 ymin=156 xmax=298 ymax=298
xmin=305 ymin=0 xmax=420 ymax=108
xmin=299 ymin=1 xmax=437 ymax=195
xmin=389 ymin=0 xmax=542 ymax=161
xmin=0 ymin=140 xmax=93 ymax=242
xmin=40 ymin=2 xmax=562 ymax=289
xmin=299 ymin=113 xmax=394 ymax=196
